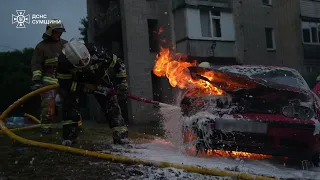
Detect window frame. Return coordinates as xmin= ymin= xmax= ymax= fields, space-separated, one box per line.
xmin=265 ymin=27 xmax=276 ymax=50
xmin=210 ymin=11 xmax=222 ymax=38
xmin=147 ymin=19 xmax=160 ymax=53
xmin=302 ymin=21 xmax=320 ymax=45
xmin=262 ymin=0 xmax=272 ymax=6
xmin=200 ymin=10 xmax=222 ymax=40
xmin=306 ymin=66 xmax=313 ymax=73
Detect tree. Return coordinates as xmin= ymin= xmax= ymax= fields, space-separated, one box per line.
xmin=0 ymin=48 xmax=40 ymax=116
xmin=79 ymin=16 xmax=88 ymax=43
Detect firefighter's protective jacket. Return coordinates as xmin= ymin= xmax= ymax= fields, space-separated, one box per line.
xmin=56 ymin=44 xmax=128 ymax=93
xmin=31 ymin=39 xmax=68 ymax=85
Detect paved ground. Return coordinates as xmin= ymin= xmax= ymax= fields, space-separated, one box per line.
xmin=0 ymin=121 xmax=231 ymax=180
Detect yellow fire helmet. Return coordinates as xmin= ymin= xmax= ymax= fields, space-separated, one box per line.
xmin=45 ymin=19 xmax=66 ymax=36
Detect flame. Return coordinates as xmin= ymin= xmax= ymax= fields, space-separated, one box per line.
xmin=153 ymin=47 xmax=224 ymax=95
xmin=153 ymin=26 xmax=165 ymax=35
xmin=183 ymin=128 xmax=272 ymax=160
xmin=158 ymin=27 xmax=164 ymax=34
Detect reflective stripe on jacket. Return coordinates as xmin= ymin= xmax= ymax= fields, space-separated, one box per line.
xmin=31 ymin=39 xmax=67 ymax=83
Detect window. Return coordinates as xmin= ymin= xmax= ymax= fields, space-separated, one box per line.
xmin=302 ymin=21 xmax=320 ymax=44
xmin=265 ymin=28 xmax=275 ymax=50
xmin=262 ymin=0 xmax=272 ymax=6
xmin=306 ymin=67 xmax=313 ymax=73
xmin=147 ymin=19 xmax=159 ymax=52
xmin=200 ymin=10 xmax=222 ymax=38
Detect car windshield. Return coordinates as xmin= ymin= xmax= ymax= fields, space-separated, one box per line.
xmin=250 ymin=69 xmax=309 ymax=90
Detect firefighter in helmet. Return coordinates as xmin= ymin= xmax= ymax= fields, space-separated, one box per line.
xmin=31 ymin=20 xmax=71 ymax=135
xmin=56 ymin=38 xmax=129 ymax=145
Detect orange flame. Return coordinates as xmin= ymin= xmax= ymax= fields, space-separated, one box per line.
xmin=153 ymin=47 xmax=224 ymax=95
xmin=153 ymin=26 xmax=165 ymax=35
xmin=184 ymin=128 xmax=272 ymax=160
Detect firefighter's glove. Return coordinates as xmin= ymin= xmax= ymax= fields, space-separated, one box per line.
xmin=82 ymin=83 xmax=98 ymax=93
xmin=31 ymin=80 xmax=42 ymax=91
xmin=117 ymin=82 xmax=128 ymax=101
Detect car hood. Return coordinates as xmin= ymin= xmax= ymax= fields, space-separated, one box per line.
xmin=188 ymin=66 xmax=313 ymax=102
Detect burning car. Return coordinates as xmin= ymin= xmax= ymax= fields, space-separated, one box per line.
xmin=181 ymin=65 xmax=320 ymax=165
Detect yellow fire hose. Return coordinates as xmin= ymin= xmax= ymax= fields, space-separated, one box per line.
xmin=0 ymin=113 xmax=41 ymax=134
xmin=24 ymin=113 xmax=41 ymax=124
xmin=0 ymin=84 xmax=277 ymax=180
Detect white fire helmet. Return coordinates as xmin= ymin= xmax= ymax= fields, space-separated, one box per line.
xmin=317 ymin=75 xmax=320 ymax=82
xmin=62 ymin=38 xmax=90 ymax=68
xmin=198 ymin=62 xmax=211 ymax=68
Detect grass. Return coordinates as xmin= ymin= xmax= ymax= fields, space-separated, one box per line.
xmin=0 ymin=121 xmax=163 ymax=180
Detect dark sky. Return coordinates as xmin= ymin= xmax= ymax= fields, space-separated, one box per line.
xmin=0 ymin=0 xmax=87 ymax=51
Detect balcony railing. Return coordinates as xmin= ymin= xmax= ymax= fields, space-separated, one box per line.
xmin=94 ymin=1 xmax=121 ymax=36
xmin=173 ymin=0 xmax=232 ymax=10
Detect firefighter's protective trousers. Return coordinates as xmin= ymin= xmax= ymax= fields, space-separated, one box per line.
xmin=59 ymin=91 xmax=126 ymax=141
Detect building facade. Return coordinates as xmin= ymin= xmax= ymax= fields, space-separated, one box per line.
xmin=87 ymin=0 xmax=319 ymax=124
xmin=87 ymin=0 xmax=175 ymax=124
xmin=172 ymin=0 xmax=239 ymax=69
xmin=300 ymin=0 xmax=320 ymax=73
xmin=233 ymin=0 xmax=304 ymax=72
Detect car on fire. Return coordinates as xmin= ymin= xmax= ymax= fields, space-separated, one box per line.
xmin=181 ymin=65 xmax=320 ymax=165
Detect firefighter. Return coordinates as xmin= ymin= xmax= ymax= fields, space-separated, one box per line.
xmin=31 ymin=20 xmax=71 ymax=135
xmin=56 ymin=38 xmax=129 ymax=145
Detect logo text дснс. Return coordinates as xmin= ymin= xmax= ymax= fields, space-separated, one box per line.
xmin=12 ymin=10 xmax=61 ymax=28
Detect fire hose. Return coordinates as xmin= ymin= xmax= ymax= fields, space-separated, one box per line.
xmin=94 ymin=85 xmax=178 ymax=108
xmin=0 ymin=84 xmax=277 ymax=180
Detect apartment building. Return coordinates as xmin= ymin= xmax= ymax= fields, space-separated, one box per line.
xmin=86 ymin=0 xmax=318 ymax=124
xmin=235 ymin=0 xmax=320 ymax=74
xmin=172 ymin=0 xmax=240 ymax=69
xmin=300 ymin=0 xmax=320 ymax=73
xmin=232 ymin=0 xmax=304 ymax=72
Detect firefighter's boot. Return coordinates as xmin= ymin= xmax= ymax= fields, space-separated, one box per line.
xmin=112 ymin=127 xmax=129 ymax=145
xmin=62 ymin=122 xmax=79 ymax=146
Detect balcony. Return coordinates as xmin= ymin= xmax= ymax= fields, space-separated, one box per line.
xmin=172 ymin=0 xmax=232 ymax=11
xmin=176 ymin=39 xmax=236 ymax=58
xmin=94 ymin=1 xmax=121 ymax=37
xmin=303 ymin=44 xmax=320 ymax=65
